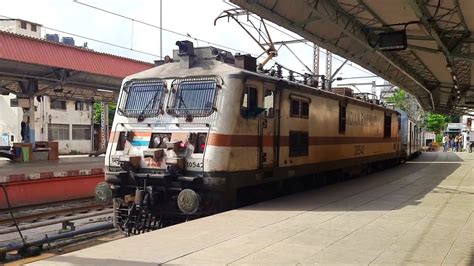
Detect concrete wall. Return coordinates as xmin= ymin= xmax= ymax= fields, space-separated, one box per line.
xmin=0 ymin=94 xmax=22 ymax=143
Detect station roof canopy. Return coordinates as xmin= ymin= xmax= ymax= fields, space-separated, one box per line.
xmin=0 ymin=30 xmax=154 ymax=102
xmin=231 ymin=0 xmax=474 ymax=114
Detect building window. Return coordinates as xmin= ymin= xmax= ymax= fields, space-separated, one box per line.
xmin=72 ymin=125 xmax=91 ymax=140
xmin=289 ymin=131 xmax=309 ymax=157
xmin=289 ymin=95 xmax=310 ymax=119
xmin=48 ymin=124 xmax=69 ymax=140
xmin=384 ymin=114 xmax=392 ymax=138
xmin=241 ymin=86 xmax=259 ymax=118
xmin=50 ymin=99 xmax=67 ymax=110
xmin=31 ymin=24 xmax=37 ymax=32
xmin=339 ymin=103 xmax=347 ymax=134
xmin=20 ymin=21 xmax=27 ymax=29
xmin=75 ymin=101 xmax=89 ymax=111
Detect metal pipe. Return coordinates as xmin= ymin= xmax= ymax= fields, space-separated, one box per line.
xmin=0 ymin=222 xmax=114 ymax=255
xmin=0 ymin=209 xmax=112 ymax=235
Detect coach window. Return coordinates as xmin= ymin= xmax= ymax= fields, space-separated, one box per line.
xmin=241 ymin=87 xmax=259 ymax=118
xmin=339 ymin=102 xmax=347 ymax=134
xmin=264 ymin=89 xmax=274 ymax=118
xmin=384 ymin=114 xmax=392 ymax=138
xmin=289 ymin=131 xmax=309 ymax=157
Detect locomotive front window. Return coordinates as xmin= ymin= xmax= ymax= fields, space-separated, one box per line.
xmin=119 ymin=80 xmax=165 ymax=118
xmin=167 ymin=77 xmax=218 ymax=117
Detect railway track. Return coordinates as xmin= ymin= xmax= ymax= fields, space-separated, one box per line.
xmin=0 ymin=198 xmax=111 ymax=227
xmin=0 ymin=199 xmax=115 ymax=262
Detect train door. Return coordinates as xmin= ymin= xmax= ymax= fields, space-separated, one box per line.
xmin=260 ymin=82 xmax=277 ymax=175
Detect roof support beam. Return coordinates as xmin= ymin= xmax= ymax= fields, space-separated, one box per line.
xmin=408 ymin=0 xmax=453 ymax=59
xmin=232 ymin=0 xmax=436 ymax=110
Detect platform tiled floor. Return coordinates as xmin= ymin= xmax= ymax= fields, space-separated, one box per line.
xmin=31 ymin=152 xmax=474 ymax=265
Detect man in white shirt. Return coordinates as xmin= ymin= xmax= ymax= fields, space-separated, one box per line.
xmin=442 ymin=135 xmax=448 ymax=152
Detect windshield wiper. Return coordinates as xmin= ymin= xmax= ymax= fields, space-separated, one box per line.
xmin=137 ymin=90 xmax=161 ymax=122
xmin=177 ymin=94 xmax=194 ymax=121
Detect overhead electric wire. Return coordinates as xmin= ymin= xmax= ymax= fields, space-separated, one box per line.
xmin=72 ymin=0 xmax=254 ymax=56
xmin=0 ymin=14 xmax=161 ymax=59
xmin=222 ymin=0 xmax=377 ymax=77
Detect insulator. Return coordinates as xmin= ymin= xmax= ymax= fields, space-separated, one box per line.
xmin=276 ymin=65 xmax=282 ymax=78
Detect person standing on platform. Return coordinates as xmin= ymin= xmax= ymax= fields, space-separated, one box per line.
xmin=442 ymin=135 xmax=448 ymax=152
xmin=450 ymin=137 xmax=455 ymax=152
xmin=455 ymin=134 xmax=460 ymax=152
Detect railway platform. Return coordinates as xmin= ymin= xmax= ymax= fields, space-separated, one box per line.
xmin=31 ymin=152 xmax=473 ymax=265
xmin=0 ymin=156 xmax=105 ymax=208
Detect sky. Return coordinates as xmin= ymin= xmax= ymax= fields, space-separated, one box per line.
xmin=1 ymin=0 xmax=388 ymax=93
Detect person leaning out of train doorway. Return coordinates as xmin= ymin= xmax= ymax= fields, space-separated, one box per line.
xmin=442 ymin=135 xmax=449 ymax=152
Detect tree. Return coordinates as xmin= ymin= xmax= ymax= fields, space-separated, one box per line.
xmin=93 ymin=103 xmax=116 ymax=126
xmin=386 ymin=89 xmax=407 ymax=111
xmin=425 ymin=113 xmax=449 ymax=134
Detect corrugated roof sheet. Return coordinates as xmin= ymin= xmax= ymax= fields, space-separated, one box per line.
xmin=0 ymin=30 xmax=154 ymax=78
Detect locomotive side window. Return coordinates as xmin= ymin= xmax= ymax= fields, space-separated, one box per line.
xmin=241 ymin=87 xmax=259 ymax=118
xmin=289 ymin=95 xmax=310 ymax=119
xmin=339 ymin=103 xmax=347 ymax=134
xmin=119 ymin=79 xmax=165 ymax=118
xmin=290 ymin=99 xmax=300 ymax=117
xmin=301 ymin=101 xmax=309 ymax=118
xmin=289 ymin=131 xmax=309 ymax=157
xmin=167 ymin=77 xmax=218 ymax=117
xmin=264 ymin=89 xmax=274 ymax=118
xmin=384 ymin=114 xmax=392 ymax=138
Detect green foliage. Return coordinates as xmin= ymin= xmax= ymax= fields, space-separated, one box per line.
xmin=386 ymin=89 xmax=407 ymax=111
xmin=93 ymin=103 xmax=116 ymax=126
xmin=435 ymin=133 xmax=443 ymax=143
xmin=425 ymin=113 xmax=450 ymax=134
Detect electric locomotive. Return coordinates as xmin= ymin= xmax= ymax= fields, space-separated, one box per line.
xmin=100 ymin=41 xmax=410 ymax=234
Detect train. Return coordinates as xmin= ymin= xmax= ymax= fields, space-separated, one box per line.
xmin=99 ymin=41 xmax=423 ymax=235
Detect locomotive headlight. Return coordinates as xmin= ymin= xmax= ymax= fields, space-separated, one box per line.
xmin=152 ymin=135 xmax=161 ymax=147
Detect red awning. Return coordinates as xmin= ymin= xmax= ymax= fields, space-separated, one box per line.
xmin=0 ymin=30 xmax=154 ymax=78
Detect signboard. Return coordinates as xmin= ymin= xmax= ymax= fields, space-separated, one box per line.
xmin=424 ymin=132 xmax=435 ymax=140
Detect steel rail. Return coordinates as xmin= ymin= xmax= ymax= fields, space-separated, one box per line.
xmin=0 ymin=209 xmax=112 ymax=235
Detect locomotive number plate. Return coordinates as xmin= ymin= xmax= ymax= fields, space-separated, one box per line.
xmin=186 ymin=161 xmax=204 ymax=168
